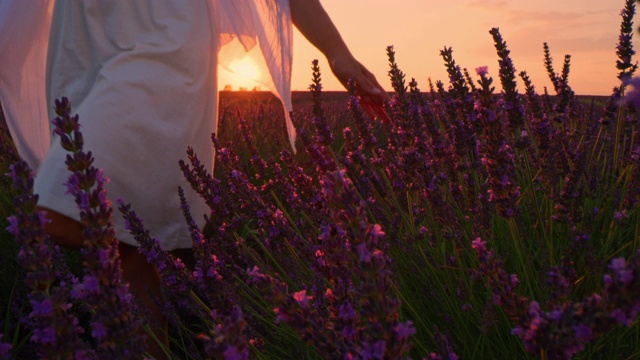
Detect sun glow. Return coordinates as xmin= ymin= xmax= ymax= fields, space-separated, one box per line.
xmin=230 ymin=57 xmax=260 ymax=79
xmin=220 ymin=56 xmax=264 ymax=91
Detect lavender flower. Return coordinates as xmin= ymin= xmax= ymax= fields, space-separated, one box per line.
xmin=616 ymin=0 xmax=638 ymax=82
xmin=471 ymin=238 xmax=529 ymax=322
xmin=0 ymin=334 xmax=10 ymax=360
xmin=52 ymin=97 xmax=145 ymax=359
xmin=543 ymin=43 xmax=560 ymax=92
xmin=603 ymin=0 xmax=638 ymax=124
xmin=475 ymin=235 xmax=640 ymax=359
xmin=309 ymin=60 xmax=334 ymax=147
xmin=475 ymin=66 xmax=488 ymax=77
xmin=473 ymin=69 xmax=521 ymax=218
xmin=249 ymin=170 xmax=414 ymax=359
xmin=546 ymin=266 xmax=571 ymax=304
xmin=6 ymin=160 xmax=87 ymax=359
xmin=117 ymin=200 xmax=200 ymax=315
xmin=427 ymin=330 xmax=459 ymax=360
xmin=489 ymin=28 xmax=524 ymax=129
xmin=387 ymin=45 xmax=408 ymax=104
xmin=198 ymin=306 xmax=249 ymax=360
xmin=440 ymin=47 xmax=470 ymax=102
xmin=463 ymin=68 xmax=477 ymax=92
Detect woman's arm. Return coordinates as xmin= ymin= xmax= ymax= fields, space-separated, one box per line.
xmin=289 ymin=0 xmax=389 ymax=121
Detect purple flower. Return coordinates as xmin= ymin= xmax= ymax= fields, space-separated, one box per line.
xmin=51 ymin=98 xmax=146 ymax=358
xmin=199 ymin=306 xmax=249 ymax=360
xmin=91 ymin=322 xmax=107 ymax=341
xmin=356 ymin=242 xmax=371 ymax=262
xmin=6 ymin=159 xmax=87 ymax=358
xmin=29 ymin=298 xmax=54 ymax=318
xmin=273 ymin=307 xmax=288 ymax=324
xmin=475 ymin=66 xmax=489 ymax=76
xmin=223 ymin=346 xmax=244 ymax=360
xmin=83 ymin=276 xmax=100 ymax=295
xmin=31 ymin=327 xmax=56 ymax=344
xmin=64 ymin=173 xmax=80 ymax=195
xmin=293 ymin=290 xmax=310 ymax=308
xmin=573 ymin=323 xmax=593 ymax=343
xmin=359 ymin=340 xmax=386 ymax=360
xmin=509 ymin=274 xmax=519 ymax=288
xmin=5 ymin=215 xmax=19 ymax=236
xmin=610 ymin=308 xmax=632 ymax=326
xmin=608 ymin=257 xmax=634 ymax=284
xmin=471 ymin=238 xmax=487 ymax=254
xmin=0 ymin=334 xmax=11 ymax=359
xmin=118 ymin=200 xmax=195 ymax=300
xmin=613 ymin=210 xmax=629 ymax=222
xmin=394 ymin=321 xmax=416 ymax=340
xmin=367 ymin=224 xmax=385 ymax=244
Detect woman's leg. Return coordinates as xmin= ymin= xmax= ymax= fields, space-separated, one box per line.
xmin=39 ymin=207 xmax=169 ymax=359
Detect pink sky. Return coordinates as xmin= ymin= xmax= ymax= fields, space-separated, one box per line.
xmin=288 ymin=0 xmax=636 ymax=96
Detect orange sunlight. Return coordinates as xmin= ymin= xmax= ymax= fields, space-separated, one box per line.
xmin=220 ymin=56 xmax=263 ymax=91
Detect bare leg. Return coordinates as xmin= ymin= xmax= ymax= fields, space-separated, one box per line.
xmin=39 ymin=207 xmax=170 ymax=359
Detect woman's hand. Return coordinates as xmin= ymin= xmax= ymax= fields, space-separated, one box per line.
xmin=290 ymin=0 xmax=390 ymax=122
xmin=329 ymin=53 xmax=391 ymax=123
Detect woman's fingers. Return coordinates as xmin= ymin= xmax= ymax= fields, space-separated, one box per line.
xmin=328 ymin=54 xmax=391 ymax=122
xmin=358 ymin=77 xmax=393 ymax=123
xmin=373 ymin=102 xmax=391 ymax=123
xmin=360 ymin=98 xmax=391 ymax=123
xmin=360 ymin=100 xmax=376 ymax=120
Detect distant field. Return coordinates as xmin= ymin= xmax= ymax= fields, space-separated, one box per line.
xmin=222 ymin=89 xmax=611 ymax=111
xmin=289 ymin=91 xmax=611 ymax=118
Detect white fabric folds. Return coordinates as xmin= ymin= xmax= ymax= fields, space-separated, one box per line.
xmin=0 ymin=0 xmax=295 ymax=171
xmin=0 ymin=0 xmax=53 ymax=169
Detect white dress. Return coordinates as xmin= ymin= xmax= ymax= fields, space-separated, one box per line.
xmin=0 ymin=0 xmax=294 ymax=250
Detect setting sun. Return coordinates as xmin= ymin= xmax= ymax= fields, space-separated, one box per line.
xmin=230 ymin=57 xmax=260 ymax=80
xmin=219 ymin=55 xmax=265 ymax=91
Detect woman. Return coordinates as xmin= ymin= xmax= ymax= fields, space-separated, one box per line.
xmin=1 ymin=0 xmax=387 ymax=357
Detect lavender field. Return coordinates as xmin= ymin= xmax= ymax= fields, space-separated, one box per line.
xmin=2 ymin=1 xmax=640 ymax=359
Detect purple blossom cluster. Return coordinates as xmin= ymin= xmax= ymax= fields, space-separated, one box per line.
xmin=471 ymin=238 xmax=530 ymax=322
xmin=117 ymin=200 xmax=197 ymax=308
xmin=616 ymin=0 xmax=638 ymax=82
xmin=473 ymin=63 xmax=521 ymax=218
xmin=511 ymin=252 xmax=640 ymax=359
xmin=425 ymin=330 xmax=459 ymax=360
xmin=197 ymin=306 xmax=250 ymax=360
xmin=0 ymin=334 xmax=10 ymax=360
xmin=52 ymin=97 xmax=146 ymax=359
xmin=473 ymin=235 xmax=640 ymax=359
xmin=5 ymin=160 xmax=88 ymax=359
xmin=606 ymin=0 xmax=638 ymax=124
xmin=249 ymin=169 xmax=414 ymax=359
xmin=489 ymin=28 xmax=525 ymax=129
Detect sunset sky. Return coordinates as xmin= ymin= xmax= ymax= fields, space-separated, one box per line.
xmin=282 ymin=0 xmax=634 ymax=96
